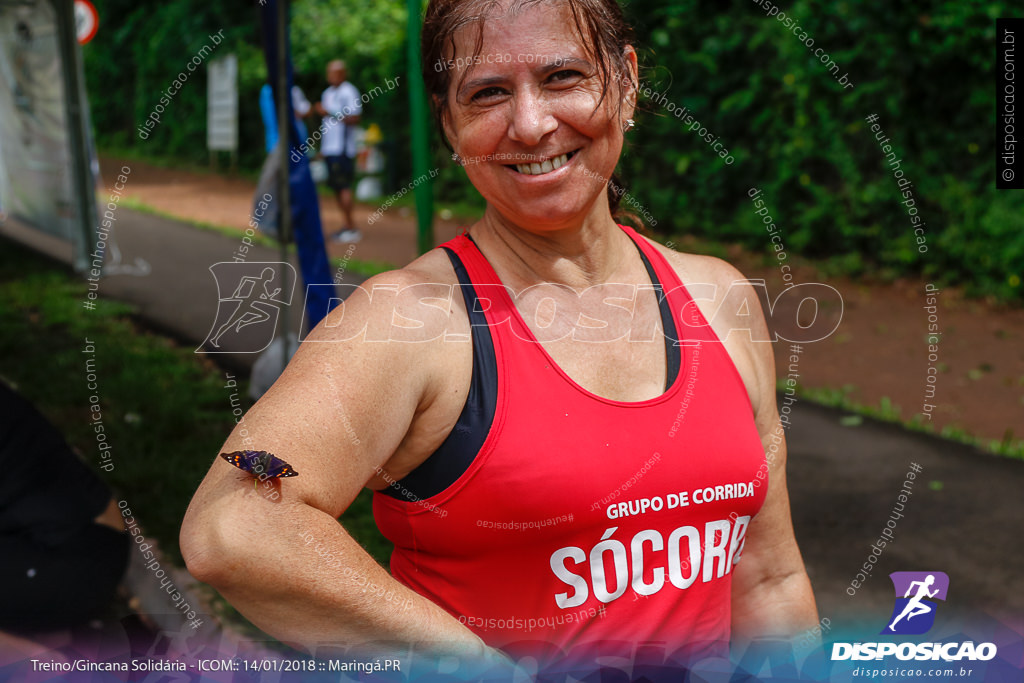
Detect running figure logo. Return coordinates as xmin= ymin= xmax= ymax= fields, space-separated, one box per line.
xmin=200 ymin=262 xmax=296 ymax=353
xmin=882 ymin=571 xmax=949 ymax=635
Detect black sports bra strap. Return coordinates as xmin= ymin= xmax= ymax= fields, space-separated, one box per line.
xmin=378 ymin=246 xmax=498 ymax=502
xmin=629 ymin=239 xmax=682 ymax=390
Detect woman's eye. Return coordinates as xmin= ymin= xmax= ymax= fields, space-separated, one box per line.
xmin=549 ymin=69 xmax=584 ymax=84
xmin=471 ymin=86 xmax=505 ymax=102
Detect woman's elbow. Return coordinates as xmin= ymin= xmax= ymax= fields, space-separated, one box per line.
xmin=180 ymin=506 xmax=241 ymax=588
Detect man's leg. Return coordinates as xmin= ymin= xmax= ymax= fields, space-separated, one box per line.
xmin=329 ymin=156 xmax=360 ymax=242
xmin=334 ymin=188 xmax=346 ymax=222
xmin=325 ymin=156 xmax=348 ymax=235
xmin=341 ymin=187 xmax=355 ymax=231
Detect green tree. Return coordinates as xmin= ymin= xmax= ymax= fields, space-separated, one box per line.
xmin=618 ymin=0 xmax=1022 ymax=300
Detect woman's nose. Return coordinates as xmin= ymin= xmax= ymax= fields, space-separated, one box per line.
xmin=507 ymin=90 xmax=557 ymax=147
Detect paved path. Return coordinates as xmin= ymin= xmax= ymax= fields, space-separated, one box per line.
xmin=786 ymin=401 xmax=1024 ymax=623
xmin=98 ymin=208 xmax=365 ymax=375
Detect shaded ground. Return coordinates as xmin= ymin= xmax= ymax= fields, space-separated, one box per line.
xmin=786 ymin=400 xmax=1024 ymax=622
xmin=100 ymin=155 xmax=1024 ymax=447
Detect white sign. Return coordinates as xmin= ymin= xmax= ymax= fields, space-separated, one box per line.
xmin=207 ymin=54 xmax=238 ymax=151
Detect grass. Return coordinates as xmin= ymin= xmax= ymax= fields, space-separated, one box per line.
xmin=0 ymin=241 xmax=226 ymax=558
xmin=100 ymin=145 xmax=264 ymax=184
xmin=781 ymin=380 xmax=1024 ymax=460
xmin=0 ymin=236 xmax=392 ymax=575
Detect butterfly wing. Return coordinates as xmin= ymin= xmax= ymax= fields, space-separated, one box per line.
xmin=264 ymin=453 xmax=299 ymax=478
xmin=220 ymin=450 xmax=256 ymax=473
xmin=219 ymin=450 xmax=298 ymax=479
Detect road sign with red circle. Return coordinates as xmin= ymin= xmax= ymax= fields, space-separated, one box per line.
xmin=74 ymin=0 xmax=99 ymax=45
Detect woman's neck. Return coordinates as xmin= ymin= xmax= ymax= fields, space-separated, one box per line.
xmin=469 ymin=202 xmax=637 ymax=290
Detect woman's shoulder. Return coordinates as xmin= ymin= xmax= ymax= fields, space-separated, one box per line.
xmin=637 ymin=234 xmax=775 ymax=413
xmin=636 ymin=234 xmax=753 ymax=302
xmin=367 ymin=247 xmax=461 ymax=288
xmin=311 ymin=247 xmax=466 ymax=345
xmin=637 ymin=233 xmax=773 ymax=349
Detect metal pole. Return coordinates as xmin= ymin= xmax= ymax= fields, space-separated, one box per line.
xmin=407 ymin=0 xmax=433 ymax=255
xmin=55 ymin=0 xmax=97 ymax=273
xmin=275 ymin=0 xmax=291 ymax=368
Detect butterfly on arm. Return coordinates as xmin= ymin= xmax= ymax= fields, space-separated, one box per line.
xmin=219 ymin=450 xmax=299 ymax=491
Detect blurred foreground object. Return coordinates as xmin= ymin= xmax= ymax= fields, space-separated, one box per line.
xmin=0 ymin=381 xmax=128 ymax=632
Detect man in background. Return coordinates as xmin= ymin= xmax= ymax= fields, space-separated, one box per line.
xmin=316 ymin=60 xmax=362 ymax=243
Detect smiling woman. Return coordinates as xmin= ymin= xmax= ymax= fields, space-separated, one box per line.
xmin=423 ymin=0 xmax=638 ymax=228
xmin=180 ymin=0 xmax=818 ymax=678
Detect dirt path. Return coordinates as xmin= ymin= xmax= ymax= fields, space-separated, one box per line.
xmin=105 ymin=155 xmax=465 ymax=266
xmin=717 ymin=242 xmax=1024 ymax=447
xmin=100 ymin=156 xmax=1024 ymax=447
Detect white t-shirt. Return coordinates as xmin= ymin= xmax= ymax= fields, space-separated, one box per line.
xmin=320 ymin=82 xmax=362 ymax=157
xmin=291 ymin=86 xmax=311 ymax=118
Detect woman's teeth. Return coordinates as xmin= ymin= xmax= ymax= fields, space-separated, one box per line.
xmin=515 ymin=152 xmax=570 ymax=176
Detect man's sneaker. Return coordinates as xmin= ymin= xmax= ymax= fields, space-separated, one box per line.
xmin=332 ymin=228 xmax=362 ymax=243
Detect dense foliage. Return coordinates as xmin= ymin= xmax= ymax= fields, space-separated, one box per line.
xmin=82 ymin=0 xmax=1022 ymax=301
xmin=83 ymin=1 xmax=410 ymax=178
xmin=619 ymin=0 xmax=1021 ymax=300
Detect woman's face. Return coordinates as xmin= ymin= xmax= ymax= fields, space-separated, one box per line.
xmin=442 ymin=2 xmax=636 ymax=233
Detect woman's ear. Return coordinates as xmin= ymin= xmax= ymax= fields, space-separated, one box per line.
xmin=436 ymin=95 xmax=458 ymax=151
xmin=622 ymin=45 xmax=639 ymax=116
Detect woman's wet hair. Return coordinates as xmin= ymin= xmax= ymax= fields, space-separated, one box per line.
xmin=421 ymin=0 xmax=639 ymax=221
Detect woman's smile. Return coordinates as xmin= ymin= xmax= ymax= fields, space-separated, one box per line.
xmin=507 ymin=149 xmax=579 ymax=176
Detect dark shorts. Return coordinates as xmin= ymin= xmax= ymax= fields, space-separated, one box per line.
xmin=325 ymin=155 xmax=355 ymax=192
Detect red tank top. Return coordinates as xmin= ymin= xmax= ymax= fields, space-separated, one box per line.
xmin=373 ymin=225 xmax=767 ymax=673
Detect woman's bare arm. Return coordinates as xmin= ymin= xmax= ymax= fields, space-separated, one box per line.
xmin=730 ymin=412 xmax=819 ymax=644
xmin=660 ymin=246 xmax=819 ymax=644
xmin=180 ymin=268 xmax=492 ymax=658
xmin=712 ymin=268 xmax=819 ymax=644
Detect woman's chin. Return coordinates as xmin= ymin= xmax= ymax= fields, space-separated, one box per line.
xmin=488 ymin=199 xmax=597 ymax=233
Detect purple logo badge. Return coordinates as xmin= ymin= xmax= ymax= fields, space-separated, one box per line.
xmin=882 ymin=571 xmax=949 ymax=635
